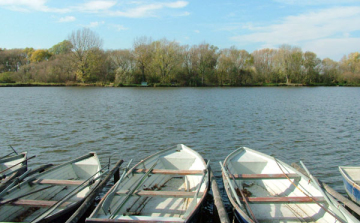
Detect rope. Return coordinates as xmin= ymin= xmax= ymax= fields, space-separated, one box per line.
xmin=274 ymin=158 xmax=346 ymax=223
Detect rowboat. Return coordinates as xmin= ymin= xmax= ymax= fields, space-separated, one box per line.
xmin=221 ymin=147 xmax=359 ymax=223
xmin=86 ymin=144 xmax=209 ymax=223
xmin=339 ymin=166 xmax=360 ymax=205
xmin=0 ymin=152 xmax=103 ymax=223
xmin=0 ymin=152 xmax=28 ymax=192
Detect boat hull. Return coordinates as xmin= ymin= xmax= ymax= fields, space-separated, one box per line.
xmin=234 ymin=210 xmax=250 ymax=223
xmin=0 ymin=152 xmax=27 ymax=192
xmin=339 ymin=166 xmax=360 ymax=205
xmin=87 ymin=144 xmax=209 ymax=222
xmin=222 ymin=147 xmax=360 ymax=223
xmin=0 ymin=152 xmax=101 ymax=222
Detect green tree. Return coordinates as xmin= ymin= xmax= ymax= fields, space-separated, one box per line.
xmin=341 ymin=52 xmax=360 ymax=73
xmin=217 ymin=49 xmax=232 ymax=85
xmin=340 ymin=52 xmax=360 ymax=84
xmin=252 ymin=48 xmax=278 ymax=83
xmin=49 ymin=40 xmax=73 ymax=55
xmin=150 ymin=39 xmax=183 ymax=83
xmin=320 ymin=58 xmax=340 ymax=84
xmin=81 ymin=49 xmax=108 ymax=83
xmin=30 ymin=49 xmax=52 ymax=62
xmin=195 ymin=43 xmax=218 ymax=85
xmin=0 ymin=49 xmax=27 ymax=72
xmin=23 ymin=47 xmax=35 ymax=63
xmin=276 ymin=45 xmax=303 ymax=84
xmin=133 ymin=36 xmax=153 ymax=83
xmin=68 ymin=28 xmax=103 ymax=82
xmin=230 ymin=48 xmax=253 ymax=85
xmin=179 ymin=45 xmax=200 ymax=86
xmin=0 ymin=72 xmax=16 ymax=83
xmin=109 ymin=49 xmax=136 ymax=84
xmin=303 ymin=51 xmax=321 ymax=84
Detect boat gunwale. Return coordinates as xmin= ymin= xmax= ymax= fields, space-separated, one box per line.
xmin=0 ymin=152 xmax=102 ymax=222
xmin=88 ymin=144 xmax=209 ymax=222
xmin=127 ymin=144 xmax=209 ymax=222
xmin=0 ymin=152 xmax=27 ymax=164
xmin=3 ymin=152 xmax=98 ymax=195
xmin=222 ymin=147 xmax=348 ymax=223
xmin=339 ymin=166 xmax=360 ymax=192
xmin=0 ymin=152 xmax=28 ymax=191
xmin=222 ymin=147 xmax=255 ymax=223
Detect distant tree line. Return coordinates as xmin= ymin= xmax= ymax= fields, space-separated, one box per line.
xmin=1 ymin=28 xmax=360 ymax=86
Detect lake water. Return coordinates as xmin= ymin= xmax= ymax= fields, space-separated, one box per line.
xmin=1 ymin=86 xmax=360 ymax=220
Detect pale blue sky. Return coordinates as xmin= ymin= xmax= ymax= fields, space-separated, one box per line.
xmin=1 ymin=0 xmax=359 ymax=61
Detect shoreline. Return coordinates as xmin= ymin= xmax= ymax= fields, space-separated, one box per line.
xmin=0 ymin=83 xmax=358 ymax=87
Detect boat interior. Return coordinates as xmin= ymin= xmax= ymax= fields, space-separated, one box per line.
xmin=91 ymin=146 xmax=208 ymax=222
xmin=0 ymin=153 xmax=26 ymax=173
xmin=225 ymin=148 xmax=346 ymax=223
xmin=340 ymin=166 xmax=360 ymax=184
xmin=0 ymin=153 xmax=100 ymax=222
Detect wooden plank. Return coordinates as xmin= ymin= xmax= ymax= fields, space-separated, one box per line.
xmin=0 ymin=199 xmax=71 ymax=208
xmin=242 ymin=196 xmax=325 ymax=203
xmin=115 ymin=190 xmax=203 ymax=198
xmin=132 ymin=169 xmax=203 ymax=175
xmin=231 ymin=173 xmax=300 ymax=179
xmin=209 ymin=166 xmax=230 ymax=223
xmin=33 ymin=179 xmax=84 ymax=186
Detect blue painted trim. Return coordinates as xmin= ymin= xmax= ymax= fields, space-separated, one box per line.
xmin=234 ymin=210 xmax=250 ymax=223
xmin=342 ymin=177 xmax=360 ymax=204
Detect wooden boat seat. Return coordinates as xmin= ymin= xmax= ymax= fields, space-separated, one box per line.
xmin=231 ymin=173 xmax=300 ymax=179
xmin=0 ymin=199 xmax=71 ymax=208
xmin=32 ymin=179 xmax=84 ymax=186
xmin=241 ymin=196 xmax=325 ymax=203
xmin=132 ymin=169 xmax=203 ymax=175
xmin=116 ymin=190 xmax=203 ymax=198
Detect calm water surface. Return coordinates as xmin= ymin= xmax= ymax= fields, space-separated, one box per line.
xmin=1 ymin=86 xmax=360 ymax=217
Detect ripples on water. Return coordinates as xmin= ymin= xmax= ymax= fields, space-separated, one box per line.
xmin=1 ymin=87 xmax=360 ymax=219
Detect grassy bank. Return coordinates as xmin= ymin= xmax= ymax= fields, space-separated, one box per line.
xmin=1 ymin=82 xmax=359 ymax=87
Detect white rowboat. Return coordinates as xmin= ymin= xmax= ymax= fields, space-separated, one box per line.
xmin=221 ymin=147 xmax=359 ymax=223
xmin=0 ymin=152 xmax=28 ymax=192
xmin=87 ymin=144 xmax=209 ymax=223
xmin=0 ymin=152 xmax=102 ymax=222
xmin=339 ymin=166 xmax=360 ymax=205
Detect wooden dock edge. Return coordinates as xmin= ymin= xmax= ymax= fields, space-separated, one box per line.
xmin=65 ymin=159 xmax=124 ymax=223
xmin=291 ymin=162 xmax=360 ymax=216
xmin=209 ymin=166 xmax=230 ymax=223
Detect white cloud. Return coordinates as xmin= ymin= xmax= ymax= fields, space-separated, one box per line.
xmin=0 ymin=0 xmax=189 ymax=18
xmin=0 ymin=0 xmax=45 ymax=10
xmin=108 ymin=1 xmax=189 ymax=18
xmin=58 ymin=16 xmax=76 ymax=22
xmin=303 ymin=38 xmax=360 ymax=61
xmin=274 ymin=0 xmax=359 ymax=5
xmin=230 ymin=6 xmax=360 ymax=60
xmin=165 ymin=1 xmax=188 ymax=8
xmin=0 ymin=0 xmax=69 ymax=12
xmin=194 ymin=30 xmax=200 ymax=33
xmin=0 ymin=0 xmax=116 ymax=13
xmin=80 ymin=1 xmax=117 ymax=12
